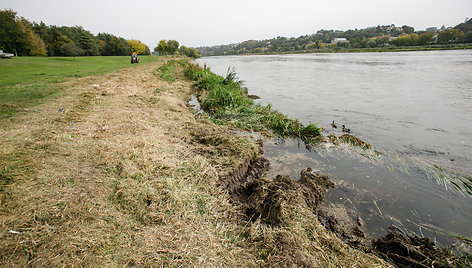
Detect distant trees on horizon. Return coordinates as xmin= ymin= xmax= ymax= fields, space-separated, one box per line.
xmin=0 ymin=9 xmax=198 ymax=58
xmin=153 ymin=39 xmax=201 ymax=58
xmin=0 ymin=9 xmax=153 ymax=57
xmin=198 ymin=19 xmax=472 ymax=56
xmin=2 ymin=8 xmax=469 ymax=58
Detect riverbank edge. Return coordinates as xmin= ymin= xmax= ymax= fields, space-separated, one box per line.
xmin=0 ymin=57 xmax=394 ymax=266
xmin=186 ymin=61 xmax=471 ymax=267
xmin=203 ymin=43 xmax=472 ymax=57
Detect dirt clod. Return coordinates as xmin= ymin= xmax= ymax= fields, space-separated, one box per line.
xmin=317 ymin=204 xmax=369 ymax=249
xmin=328 ymin=134 xmax=372 ymax=149
xmin=226 ymin=166 xmax=334 ymax=226
xmin=373 ymin=226 xmax=466 ymax=268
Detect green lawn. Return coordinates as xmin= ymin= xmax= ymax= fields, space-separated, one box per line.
xmin=0 ymin=56 xmax=160 ymax=118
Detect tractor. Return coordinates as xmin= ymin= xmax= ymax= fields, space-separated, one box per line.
xmin=131 ymin=53 xmax=139 ymax=64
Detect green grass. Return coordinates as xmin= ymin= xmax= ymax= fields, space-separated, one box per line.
xmin=0 ymin=56 xmax=160 ymax=118
xmin=156 ymin=60 xmax=179 ymax=82
xmin=184 ymin=63 xmax=323 ymax=144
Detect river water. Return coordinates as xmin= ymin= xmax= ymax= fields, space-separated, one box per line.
xmin=196 ymin=51 xmax=472 ymax=252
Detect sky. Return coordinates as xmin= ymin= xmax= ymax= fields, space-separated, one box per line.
xmin=1 ymin=0 xmax=471 ymax=48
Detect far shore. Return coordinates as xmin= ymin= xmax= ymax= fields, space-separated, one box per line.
xmin=202 ymin=43 xmax=472 ymax=57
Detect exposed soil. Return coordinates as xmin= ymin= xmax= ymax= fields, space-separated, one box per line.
xmin=220 ymin=160 xmax=334 ymax=226
xmin=247 ymin=94 xmax=261 ymax=99
xmin=218 ymin=137 xmax=469 ymax=267
xmin=372 ymin=226 xmax=468 ymax=268
xmin=2 ymin=55 xmax=461 ymax=267
xmin=0 ymin=57 xmax=390 ymax=267
xmin=317 ymin=204 xmax=370 ymax=250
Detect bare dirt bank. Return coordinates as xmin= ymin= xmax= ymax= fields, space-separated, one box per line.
xmin=0 ymin=57 xmax=389 ymax=266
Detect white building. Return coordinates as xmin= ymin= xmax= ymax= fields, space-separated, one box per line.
xmin=331 ymin=38 xmax=349 ymax=45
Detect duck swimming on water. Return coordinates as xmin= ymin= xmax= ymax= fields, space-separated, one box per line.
xmin=331 ymin=120 xmax=337 ymax=128
xmin=342 ymin=125 xmax=351 ymax=133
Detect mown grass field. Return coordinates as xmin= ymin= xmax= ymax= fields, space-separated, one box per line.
xmin=0 ymin=56 xmax=160 ymax=118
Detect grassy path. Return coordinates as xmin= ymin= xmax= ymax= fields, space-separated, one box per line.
xmin=0 ymin=56 xmax=160 ymax=118
xmin=0 ymin=58 xmax=388 ymax=266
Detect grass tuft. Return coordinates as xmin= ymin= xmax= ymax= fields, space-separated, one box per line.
xmin=156 ymin=60 xmax=178 ymax=82
xmin=183 ymin=62 xmax=323 ymax=144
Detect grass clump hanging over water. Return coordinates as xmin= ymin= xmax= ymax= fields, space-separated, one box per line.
xmin=184 ymin=63 xmax=323 ymax=144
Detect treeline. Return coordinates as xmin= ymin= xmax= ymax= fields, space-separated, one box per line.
xmin=0 ymin=9 xmax=151 ymax=56
xmin=198 ymin=19 xmax=472 ymax=56
xmin=153 ymin=39 xmax=200 ymax=58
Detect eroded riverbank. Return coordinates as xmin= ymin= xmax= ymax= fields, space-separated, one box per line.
xmin=0 ymin=57 xmax=392 ymax=266
xmin=197 ymin=51 xmax=472 ymax=256
xmin=185 ymin=60 xmax=471 ymax=266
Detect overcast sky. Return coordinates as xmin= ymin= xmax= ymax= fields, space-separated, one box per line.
xmin=1 ymin=0 xmax=471 ymax=48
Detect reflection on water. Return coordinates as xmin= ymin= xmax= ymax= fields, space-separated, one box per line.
xmin=197 ymin=51 xmax=472 ymax=253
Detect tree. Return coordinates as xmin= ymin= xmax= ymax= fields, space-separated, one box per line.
xmin=127 ymin=39 xmax=147 ymax=55
xmin=16 ymin=16 xmax=47 ymax=56
xmin=79 ymin=32 xmax=99 ymax=55
xmin=166 ymin=40 xmax=179 ymax=55
xmin=390 ymin=33 xmax=419 ymax=46
xmin=179 ymin=45 xmax=189 ymax=56
xmin=154 ymin=40 xmax=168 ymax=55
xmin=437 ymin=29 xmax=458 ymax=43
xmin=376 ymin=36 xmax=390 ymax=46
xmin=106 ymin=36 xmax=130 ymax=56
xmin=179 ymin=45 xmax=200 ymax=58
xmin=60 ymin=42 xmax=83 ymax=60
xmin=144 ymin=45 xmax=150 ymax=55
xmin=336 ymin=40 xmax=350 ymax=48
xmin=456 ymin=31 xmax=465 ymax=43
xmin=454 ymin=18 xmax=472 ymax=34
xmin=189 ymin=48 xmax=200 ymax=58
xmin=27 ymin=30 xmax=47 ymax=56
xmin=366 ymin=39 xmax=377 ymax=48
xmin=38 ymin=26 xmax=65 ymax=56
xmin=97 ymin=39 xmax=106 ymax=55
xmin=53 ymin=34 xmax=73 ymax=55
xmin=253 ymin=47 xmax=262 ymax=54
xmin=417 ymin=32 xmax=434 ymax=45
xmin=402 ymin=25 xmax=415 ymax=34
xmin=0 ymin=9 xmax=28 ymax=55
xmin=465 ymin=32 xmax=472 ymax=43
xmin=98 ymin=33 xmax=130 ymax=56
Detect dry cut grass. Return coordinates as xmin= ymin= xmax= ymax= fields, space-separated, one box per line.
xmin=0 ymin=56 xmax=390 ymax=267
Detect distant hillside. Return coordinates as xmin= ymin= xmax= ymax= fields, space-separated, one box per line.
xmin=198 ymin=18 xmax=472 ymax=56
xmin=454 ymin=18 xmax=472 ymax=33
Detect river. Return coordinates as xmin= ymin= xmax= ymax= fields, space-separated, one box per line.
xmin=196 ymin=50 xmax=472 ymax=253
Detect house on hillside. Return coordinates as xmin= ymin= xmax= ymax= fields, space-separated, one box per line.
xmin=331 ymin=38 xmax=349 ymax=45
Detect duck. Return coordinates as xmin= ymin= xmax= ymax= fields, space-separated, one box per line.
xmin=342 ymin=125 xmax=351 ymax=133
xmin=331 ymin=120 xmax=337 ymax=128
